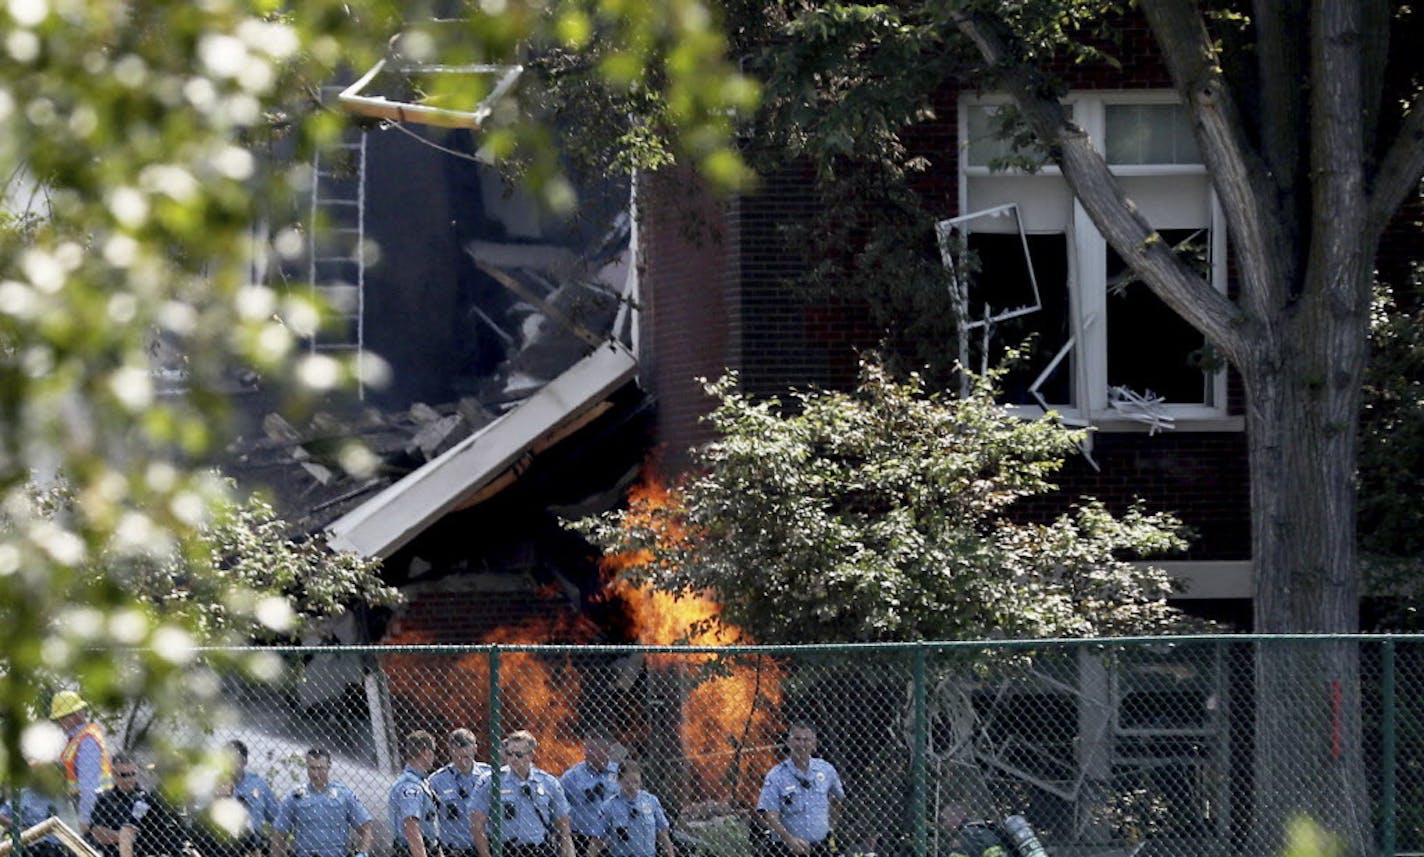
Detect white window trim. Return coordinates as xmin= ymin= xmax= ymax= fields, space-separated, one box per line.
xmin=958 ymin=91 xmax=1233 ymax=428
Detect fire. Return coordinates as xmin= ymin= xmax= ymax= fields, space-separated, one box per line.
xmin=600 ymin=471 xmax=787 ymax=805
xmin=481 ymin=619 xmax=588 ymax=772
xmin=379 ymin=467 xmax=787 ymax=810
xmin=382 ymin=609 xmax=595 ymax=773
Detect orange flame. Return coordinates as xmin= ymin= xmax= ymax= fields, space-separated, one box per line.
xmin=380 ymin=467 xmax=786 ymax=809
xmin=382 ymin=611 xmax=595 ymax=772
xmin=600 ymin=471 xmax=786 ymax=805
xmin=481 ymin=619 xmax=587 ymax=772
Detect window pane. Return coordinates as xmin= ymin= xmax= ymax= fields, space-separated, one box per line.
xmin=1106 ymin=229 xmax=1211 ymax=404
xmin=1105 ymin=104 xmax=1201 ymax=165
xmin=962 ymin=233 xmax=1073 ymax=406
xmin=966 ymin=106 xmax=1046 ymax=168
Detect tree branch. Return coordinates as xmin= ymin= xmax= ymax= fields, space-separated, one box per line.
xmin=1140 ymin=0 xmax=1293 ymax=321
xmin=1367 ymin=90 xmax=1424 ymax=235
xmin=1358 ymin=0 xmax=1390 ymax=148
xmin=953 ymin=9 xmax=1252 ymax=368
xmin=1309 ymin=0 xmax=1371 ymax=304
xmin=1251 ymin=0 xmax=1307 ymax=242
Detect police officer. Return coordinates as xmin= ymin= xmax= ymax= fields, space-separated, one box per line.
xmin=390 ymin=731 xmax=441 ymax=857
xmin=228 ymin=740 xmax=280 ymax=854
xmin=428 ymin=729 xmax=491 ymax=857
xmin=756 ymin=724 xmax=844 ymax=857
xmin=270 ymin=748 xmax=373 ymax=857
xmin=588 ymin=761 xmax=673 ymax=857
xmin=560 ymin=733 xmax=618 ymax=857
xmin=469 ymin=731 xmax=574 ymax=857
xmin=1 ymin=764 xmax=66 ymax=857
xmin=51 ymin=689 xmax=112 ymax=834
xmin=87 ymin=754 xmax=188 ymax=857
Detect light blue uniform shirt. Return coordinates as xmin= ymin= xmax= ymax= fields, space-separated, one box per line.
xmin=234 ymin=771 xmax=280 ymax=833
xmin=275 ymin=781 xmax=373 ymax=857
xmin=388 ymin=767 xmax=439 ymax=847
xmin=596 ymin=791 xmax=667 ymax=857
xmin=559 ymin=762 xmax=618 ymax=836
xmin=1 ymin=787 xmax=62 ymax=847
xmin=756 ymin=758 xmax=844 ymax=843
xmin=471 ymin=768 xmax=569 ymax=845
xmin=428 ymin=763 xmax=491 ymax=849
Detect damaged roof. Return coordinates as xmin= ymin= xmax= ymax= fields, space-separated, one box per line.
xmin=326 ymin=340 xmax=637 ymax=558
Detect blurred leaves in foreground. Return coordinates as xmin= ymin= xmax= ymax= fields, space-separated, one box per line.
xmin=0 ymin=0 xmax=751 ymax=800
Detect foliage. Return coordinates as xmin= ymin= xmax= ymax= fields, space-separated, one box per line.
xmin=1361 ymin=269 xmax=1424 ymax=628
xmin=581 ymin=360 xmax=1191 ymax=644
xmin=126 ymin=487 xmax=399 ymax=643
xmin=0 ymin=0 xmax=749 ymax=799
xmin=14 ymin=480 xmax=398 ymax=749
xmin=511 ymin=0 xmax=761 ymax=187
xmin=1280 ymin=817 xmax=1344 ymax=857
xmin=16 ymin=481 xmax=395 ymax=644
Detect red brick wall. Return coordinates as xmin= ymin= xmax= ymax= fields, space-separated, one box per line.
xmin=729 ymin=164 xmax=881 ymax=398
xmin=639 ymin=168 xmax=734 ymax=473
xmin=640 ymin=165 xmax=884 ymax=471
xmin=383 ymin=581 xmax=591 ymax=645
xmin=1013 ymin=431 xmax=1251 ymax=560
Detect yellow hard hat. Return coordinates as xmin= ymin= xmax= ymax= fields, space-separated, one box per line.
xmin=49 ymin=690 xmax=88 ymax=719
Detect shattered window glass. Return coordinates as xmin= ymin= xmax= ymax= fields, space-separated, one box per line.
xmin=962 ymin=232 xmax=1073 ymax=407
xmin=1105 ymin=229 xmax=1212 ymax=405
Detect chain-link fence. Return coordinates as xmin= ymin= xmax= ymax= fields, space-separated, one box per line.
xmin=33 ymin=636 xmax=1424 ymax=857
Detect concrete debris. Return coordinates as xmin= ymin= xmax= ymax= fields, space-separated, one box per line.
xmin=301 ymin=461 xmax=335 ymax=485
xmin=263 ymin=413 xmax=303 ymax=443
xmin=408 ymin=413 xmax=465 ymax=460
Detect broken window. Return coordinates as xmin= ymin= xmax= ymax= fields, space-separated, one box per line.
xmin=957 ymin=92 xmax=1230 ymax=426
xmin=1106 ymin=228 xmax=1212 ymax=406
xmin=962 ymin=232 xmax=1072 ymax=405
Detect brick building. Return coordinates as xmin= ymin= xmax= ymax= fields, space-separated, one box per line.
xmin=637 ymin=42 xmax=1257 ymax=624
xmin=249 ymin=24 xmax=1423 ymax=643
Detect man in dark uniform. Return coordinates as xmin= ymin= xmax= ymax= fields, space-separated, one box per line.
xmin=936 ymin=805 xmax=1006 ymax=857
xmin=88 ymin=754 xmax=188 ymax=857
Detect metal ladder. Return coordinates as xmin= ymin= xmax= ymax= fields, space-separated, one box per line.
xmin=307 ymin=86 xmax=368 ymax=396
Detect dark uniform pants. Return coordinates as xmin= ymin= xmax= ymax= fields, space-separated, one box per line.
xmin=503 ymin=841 xmax=556 ymax=857
xmin=766 ymin=839 xmax=836 ymax=857
xmin=570 ymin=833 xmax=596 ymax=857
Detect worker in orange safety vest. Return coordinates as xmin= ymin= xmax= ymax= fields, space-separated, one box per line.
xmin=52 ymin=689 xmax=112 ymax=834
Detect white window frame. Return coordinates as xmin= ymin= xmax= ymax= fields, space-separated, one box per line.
xmin=958 ymin=92 xmax=1232 ymax=427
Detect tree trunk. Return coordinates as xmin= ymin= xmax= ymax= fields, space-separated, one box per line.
xmin=1244 ymin=259 xmax=1371 ymax=855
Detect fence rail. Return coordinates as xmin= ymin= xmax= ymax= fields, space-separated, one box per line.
xmin=25 ymin=636 xmax=1424 ymax=857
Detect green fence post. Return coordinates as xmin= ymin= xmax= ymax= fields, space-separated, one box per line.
xmin=912 ymin=643 xmax=928 ymax=857
xmin=490 ymin=645 xmax=503 ymax=857
xmin=1383 ymin=640 xmax=1396 ymax=857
